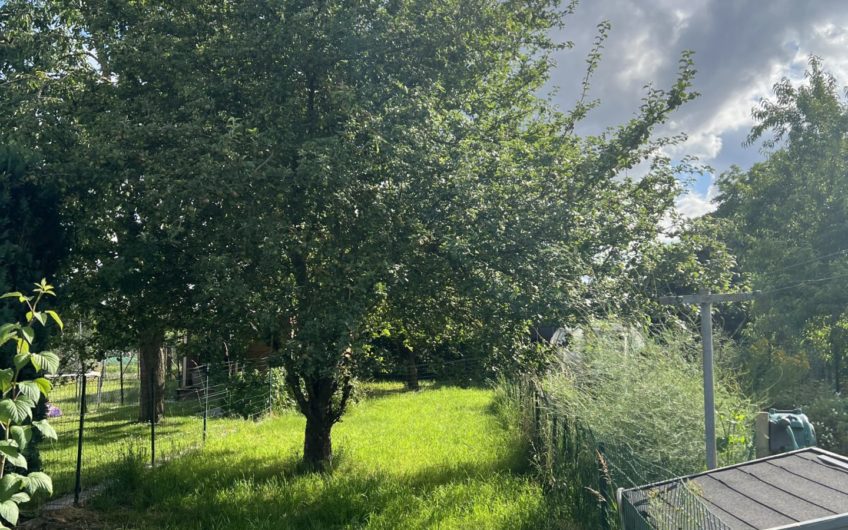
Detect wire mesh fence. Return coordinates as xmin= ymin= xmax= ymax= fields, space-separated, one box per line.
xmin=619 ymin=480 xmax=732 ymax=530
xmin=38 ymin=354 xmax=281 ymax=503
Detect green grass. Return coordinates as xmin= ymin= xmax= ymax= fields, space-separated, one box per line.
xmin=40 ymin=374 xmax=244 ymax=498
xmin=89 ymin=383 xmax=554 ymax=529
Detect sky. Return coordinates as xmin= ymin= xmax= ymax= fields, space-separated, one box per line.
xmin=546 ymin=0 xmax=848 ymax=218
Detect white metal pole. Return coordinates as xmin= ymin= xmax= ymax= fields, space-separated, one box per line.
xmin=700 ymin=299 xmax=717 ymax=470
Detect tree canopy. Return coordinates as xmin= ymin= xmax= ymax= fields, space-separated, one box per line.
xmin=715 ymin=57 xmax=848 ymax=392
xmin=2 ymin=0 xmax=698 ymax=467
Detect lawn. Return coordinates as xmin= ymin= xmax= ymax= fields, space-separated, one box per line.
xmin=39 ymin=365 xmax=250 ymax=500
xmin=84 ymin=383 xmax=554 ymax=529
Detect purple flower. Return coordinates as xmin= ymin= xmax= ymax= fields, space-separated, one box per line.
xmin=46 ymin=403 xmax=62 ymax=418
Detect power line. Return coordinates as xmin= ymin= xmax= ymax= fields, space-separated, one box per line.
xmin=758 ymin=271 xmax=848 ymax=296
xmin=766 ymin=247 xmax=848 ymax=275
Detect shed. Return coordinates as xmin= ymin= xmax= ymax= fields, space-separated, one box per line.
xmin=617 ymin=447 xmax=848 ymax=530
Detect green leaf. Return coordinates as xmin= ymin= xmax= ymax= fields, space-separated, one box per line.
xmin=9 ymin=427 xmax=31 ymax=451
xmin=16 ymin=381 xmax=40 ymax=402
xmin=0 ymin=324 xmax=15 ymax=348
xmin=44 ymin=310 xmax=63 ymax=331
xmin=0 ymin=475 xmax=22 ymax=500
xmin=9 ymin=493 xmax=28 ymax=504
xmin=23 ymin=472 xmax=52 ymax=496
xmin=30 ymin=352 xmax=59 ymax=374
xmin=0 ymin=370 xmax=12 ymax=394
xmin=19 ymin=327 xmax=33 ymax=345
xmin=34 ymin=377 xmax=52 ymax=397
xmin=0 ymin=499 xmax=19 ymax=526
xmin=0 ymin=398 xmax=33 ymax=424
xmin=13 ymin=353 xmax=30 ymax=371
xmin=0 ymin=293 xmax=23 ymax=301
xmin=32 ymin=420 xmax=57 ymax=441
xmin=0 ymin=442 xmax=27 ymax=469
xmin=31 ymin=312 xmax=45 ymax=326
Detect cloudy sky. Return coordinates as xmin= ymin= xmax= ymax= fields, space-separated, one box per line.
xmin=546 ymin=0 xmax=848 ymax=218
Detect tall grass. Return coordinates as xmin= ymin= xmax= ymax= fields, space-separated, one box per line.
xmin=495 ymin=320 xmax=757 ymax=529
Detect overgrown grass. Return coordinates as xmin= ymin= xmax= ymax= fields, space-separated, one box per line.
xmin=496 ymin=321 xmax=758 ymax=529
xmin=88 ymin=383 xmax=556 ymax=529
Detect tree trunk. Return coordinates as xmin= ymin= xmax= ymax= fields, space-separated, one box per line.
xmin=404 ymin=347 xmax=419 ymax=391
xmin=286 ymin=373 xmax=353 ymax=470
xmin=303 ymin=412 xmax=333 ymax=469
xmin=139 ymin=328 xmax=165 ymax=423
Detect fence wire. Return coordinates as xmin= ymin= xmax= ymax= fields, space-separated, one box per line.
xmin=521 ymin=379 xmax=734 ymax=530
xmin=620 ymin=481 xmax=732 ymax=530
xmin=39 ymin=355 xmax=279 ymax=502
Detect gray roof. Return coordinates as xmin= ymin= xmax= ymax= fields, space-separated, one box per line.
xmin=621 ymin=447 xmax=848 ymax=530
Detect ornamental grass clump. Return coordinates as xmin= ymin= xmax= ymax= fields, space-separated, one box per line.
xmin=500 ymin=320 xmax=756 ymax=529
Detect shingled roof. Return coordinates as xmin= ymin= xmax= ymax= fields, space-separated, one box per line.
xmin=618 ymin=447 xmax=848 ymax=530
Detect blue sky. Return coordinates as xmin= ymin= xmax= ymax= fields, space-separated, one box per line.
xmin=546 ymin=0 xmax=848 ymax=217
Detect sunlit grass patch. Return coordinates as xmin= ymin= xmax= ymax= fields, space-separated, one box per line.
xmin=89 ymin=384 xmax=551 ymax=529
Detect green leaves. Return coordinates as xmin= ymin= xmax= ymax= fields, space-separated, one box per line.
xmin=22 ymin=472 xmax=52 ymax=496
xmin=19 ymin=327 xmax=33 ymax=345
xmin=14 ymin=351 xmax=60 ymax=374
xmin=0 ymin=325 xmax=15 ymax=349
xmin=0 ymin=442 xmax=26 ymax=470
xmin=9 ymin=426 xmax=32 ymax=451
xmin=0 ymin=371 xmax=13 ymax=395
xmin=0 ymin=499 xmax=18 ymax=527
xmin=29 ymin=351 xmax=60 ymax=373
xmin=0 ymin=398 xmax=34 ymax=424
xmin=0 ymin=293 xmax=25 ymax=303
xmin=0 ymin=286 xmax=59 ymax=520
xmin=34 ymin=377 xmax=53 ymax=396
xmin=45 ymin=310 xmax=63 ymax=330
xmin=12 ymin=353 xmax=30 ymax=372
xmin=16 ymin=380 xmax=42 ymax=402
xmin=32 ymin=420 xmax=57 ymax=441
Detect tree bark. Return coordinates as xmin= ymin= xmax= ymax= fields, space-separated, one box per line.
xmin=404 ymin=347 xmax=419 ymax=391
xmin=139 ymin=327 xmax=165 ymax=423
xmin=287 ymin=371 xmax=352 ymax=470
xmin=303 ymin=412 xmax=333 ymax=469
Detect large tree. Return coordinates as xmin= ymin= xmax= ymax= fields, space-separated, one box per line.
xmin=0 ymin=1 xmax=87 ymax=322
xmin=715 ymin=57 xmax=848 ymax=392
xmin=196 ymin=3 xmax=697 ymax=467
xmin=5 ymin=0 xmax=697 ymax=466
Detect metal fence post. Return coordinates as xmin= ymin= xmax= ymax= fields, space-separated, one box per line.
xmin=150 ymin=372 xmax=155 ymax=468
xmin=74 ymin=373 xmax=87 ymax=506
xmin=119 ymin=354 xmax=124 ymax=406
xmin=203 ymin=366 xmax=209 ymax=444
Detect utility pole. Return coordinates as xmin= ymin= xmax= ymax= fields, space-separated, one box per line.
xmin=659 ymin=290 xmax=757 ymax=470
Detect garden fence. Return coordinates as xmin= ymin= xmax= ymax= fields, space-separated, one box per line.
xmin=523 ymin=381 xmax=731 ymax=530
xmin=40 ymin=355 xmax=279 ymax=504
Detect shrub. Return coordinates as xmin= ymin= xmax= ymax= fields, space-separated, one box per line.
xmin=223 ymin=367 xmax=292 ymax=419
xmin=805 ymin=391 xmax=848 ymax=454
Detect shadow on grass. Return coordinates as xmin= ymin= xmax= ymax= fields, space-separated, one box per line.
xmin=77 ymin=387 xmax=557 ymax=529
xmin=89 ymin=396 xmax=548 ymax=528
xmin=94 ymin=447 xmax=552 ymax=530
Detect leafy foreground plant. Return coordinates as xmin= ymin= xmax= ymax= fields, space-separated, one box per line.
xmin=0 ymin=280 xmax=61 ymax=527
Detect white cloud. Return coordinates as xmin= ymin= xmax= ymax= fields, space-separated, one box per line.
xmin=675 ymin=190 xmax=715 ymax=219
xmin=549 ymin=0 xmax=848 ymax=182
xmin=674 ymin=182 xmax=719 ymax=219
